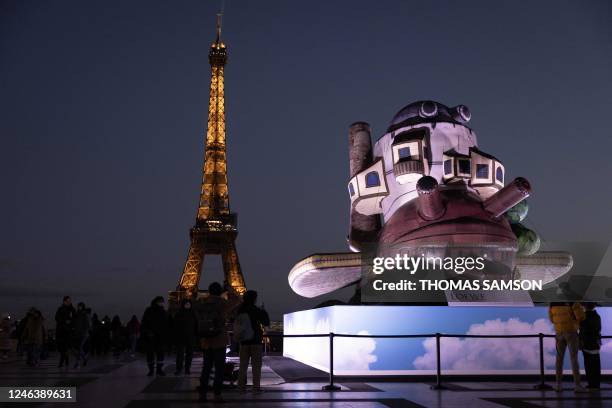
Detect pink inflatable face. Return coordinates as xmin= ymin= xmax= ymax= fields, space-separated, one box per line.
xmin=381 ymin=187 xmax=517 ymax=247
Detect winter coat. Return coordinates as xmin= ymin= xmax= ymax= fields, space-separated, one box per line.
xmin=173 ymin=307 xmax=198 ymax=343
xmin=236 ymin=304 xmax=270 ymax=346
xmin=72 ymin=310 xmax=90 ymax=340
xmin=549 ymin=303 xmax=585 ymax=333
xmin=55 ymin=304 xmax=75 ymax=337
xmin=580 ymin=310 xmax=601 ymax=351
xmin=141 ymin=303 xmax=168 ymax=343
xmin=126 ymin=319 xmax=140 ymax=337
xmin=22 ymin=315 xmax=46 ymax=346
xmin=16 ymin=317 xmax=28 ymax=341
xmin=199 ymin=295 xmax=237 ymax=349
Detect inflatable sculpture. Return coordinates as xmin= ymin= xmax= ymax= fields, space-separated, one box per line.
xmin=289 ymin=101 xmax=572 ymax=299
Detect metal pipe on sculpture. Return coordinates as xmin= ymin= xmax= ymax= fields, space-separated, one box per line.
xmin=348 ymin=122 xmax=380 ymax=249
xmin=416 ymin=176 xmax=445 ymax=220
xmin=483 ymin=177 xmax=532 ymax=218
xmin=349 ymin=122 xmax=373 ymax=177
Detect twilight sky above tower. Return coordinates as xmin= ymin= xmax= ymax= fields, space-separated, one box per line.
xmin=1 ymin=0 xmax=611 ymax=320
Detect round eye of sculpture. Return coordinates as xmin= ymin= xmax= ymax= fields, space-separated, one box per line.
xmin=454 ymin=104 xmax=471 ymax=123
xmin=419 ymin=101 xmax=438 ymax=118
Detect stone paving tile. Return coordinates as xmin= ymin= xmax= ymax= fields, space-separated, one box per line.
xmin=2 ymin=353 xmax=612 ymax=407
xmin=372 ymin=381 xmax=612 ymax=408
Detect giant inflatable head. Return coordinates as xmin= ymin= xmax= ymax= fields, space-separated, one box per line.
xmin=289 ymin=101 xmax=570 ymax=299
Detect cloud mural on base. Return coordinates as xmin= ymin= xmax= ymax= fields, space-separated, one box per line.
xmin=413 ymin=318 xmax=555 ymax=370
xmin=335 ymin=331 xmax=378 ymax=370
xmin=599 ymin=339 xmax=612 ymax=357
xmin=284 ymin=313 xmax=377 ymax=372
xmin=284 ymin=306 xmax=612 ymax=374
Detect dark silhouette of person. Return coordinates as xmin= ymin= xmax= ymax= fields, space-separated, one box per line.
xmin=237 ymin=290 xmax=270 ymax=393
xmin=21 ymin=308 xmax=46 ymax=366
xmin=580 ymin=302 xmax=602 ymax=390
xmin=100 ymin=315 xmax=111 ymax=354
xmin=126 ymin=315 xmax=140 ymax=356
xmin=110 ymin=315 xmax=124 ymax=356
xmin=199 ymin=282 xmax=240 ymax=402
xmin=55 ymin=296 xmax=75 ymax=368
xmin=15 ymin=313 xmax=29 ymax=357
xmin=141 ymin=296 xmax=169 ymax=376
xmin=0 ymin=314 xmax=11 ymax=359
xmin=174 ymin=299 xmax=198 ymax=375
xmin=71 ymin=302 xmax=90 ymax=368
xmin=90 ymin=313 xmax=102 ymax=356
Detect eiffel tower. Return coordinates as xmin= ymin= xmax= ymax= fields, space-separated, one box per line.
xmin=170 ymin=14 xmax=246 ymax=303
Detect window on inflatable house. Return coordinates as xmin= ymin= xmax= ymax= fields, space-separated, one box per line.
xmin=458 ymin=159 xmax=471 ymax=175
xmin=365 ymin=171 xmax=381 ymax=188
xmin=444 ymin=159 xmax=452 ymax=175
xmin=496 ymin=166 xmax=504 ymax=183
xmin=398 ymin=146 xmax=411 ymax=160
xmin=348 ymin=182 xmax=355 ymax=197
xmin=476 ymin=163 xmax=489 ymax=179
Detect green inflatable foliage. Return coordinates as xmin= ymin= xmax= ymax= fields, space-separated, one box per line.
xmin=511 ymin=223 xmax=540 ymax=256
xmin=505 ymin=200 xmax=529 ymax=224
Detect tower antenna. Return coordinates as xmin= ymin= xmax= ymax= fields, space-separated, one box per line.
xmin=216 ymin=12 xmax=222 ymax=43
xmin=216 ymin=0 xmax=225 ymax=43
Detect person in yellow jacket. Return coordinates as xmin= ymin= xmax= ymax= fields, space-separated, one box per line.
xmin=549 ymin=302 xmax=587 ymax=393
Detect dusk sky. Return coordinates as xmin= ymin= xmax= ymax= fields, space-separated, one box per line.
xmin=2 ymin=0 xmax=611 ymax=321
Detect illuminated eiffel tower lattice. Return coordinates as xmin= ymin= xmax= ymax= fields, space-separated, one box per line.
xmin=170 ymin=13 xmax=246 ymax=302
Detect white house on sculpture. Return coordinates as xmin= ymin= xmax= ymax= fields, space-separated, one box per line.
xmin=347 ymin=101 xmax=506 ymax=230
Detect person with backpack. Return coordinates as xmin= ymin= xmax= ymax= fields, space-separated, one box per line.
xmin=197 ymin=282 xmax=240 ymax=402
xmin=549 ymin=302 xmax=587 ymax=393
xmin=141 ymin=296 xmax=169 ymax=376
xmin=236 ymin=290 xmax=270 ymax=394
xmin=174 ymin=299 xmax=198 ymax=375
xmin=580 ymin=302 xmax=601 ymax=390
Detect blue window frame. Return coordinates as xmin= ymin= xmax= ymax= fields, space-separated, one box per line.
xmin=398 ymin=146 xmax=411 ymax=160
xmin=444 ymin=159 xmax=452 ymax=175
xmin=458 ymin=159 xmax=471 ymax=175
xmin=496 ymin=166 xmax=504 ymax=182
xmin=348 ymin=182 xmax=355 ymax=197
xmin=365 ymin=171 xmax=380 ymax=188
xmin=476 ymin=164 xmax=489 ymax=179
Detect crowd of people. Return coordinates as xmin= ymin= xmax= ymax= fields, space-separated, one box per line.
xmin=53 ymin=297 xmax=141 ymax=368
xmin=0 ymin=297 xmax=143 ymax=367
xmin=0 ymin=283 xmax=270 ymax=402
xmin=549 ymin=302 xmax=602 ymax=392
xmin=139 ymin=282 xmax=270 ymax=402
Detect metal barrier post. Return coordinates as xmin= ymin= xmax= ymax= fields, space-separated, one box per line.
xmin=430 ymin=333 xmax=446 ymax=390
xmin=322 ymin=332 xmax=341 ymax=391
xmin=534 ymin=332 xmax=552 ymax=390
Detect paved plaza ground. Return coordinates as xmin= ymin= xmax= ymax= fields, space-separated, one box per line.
xmin=1 ymin=352 xmax=611 ymax=407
